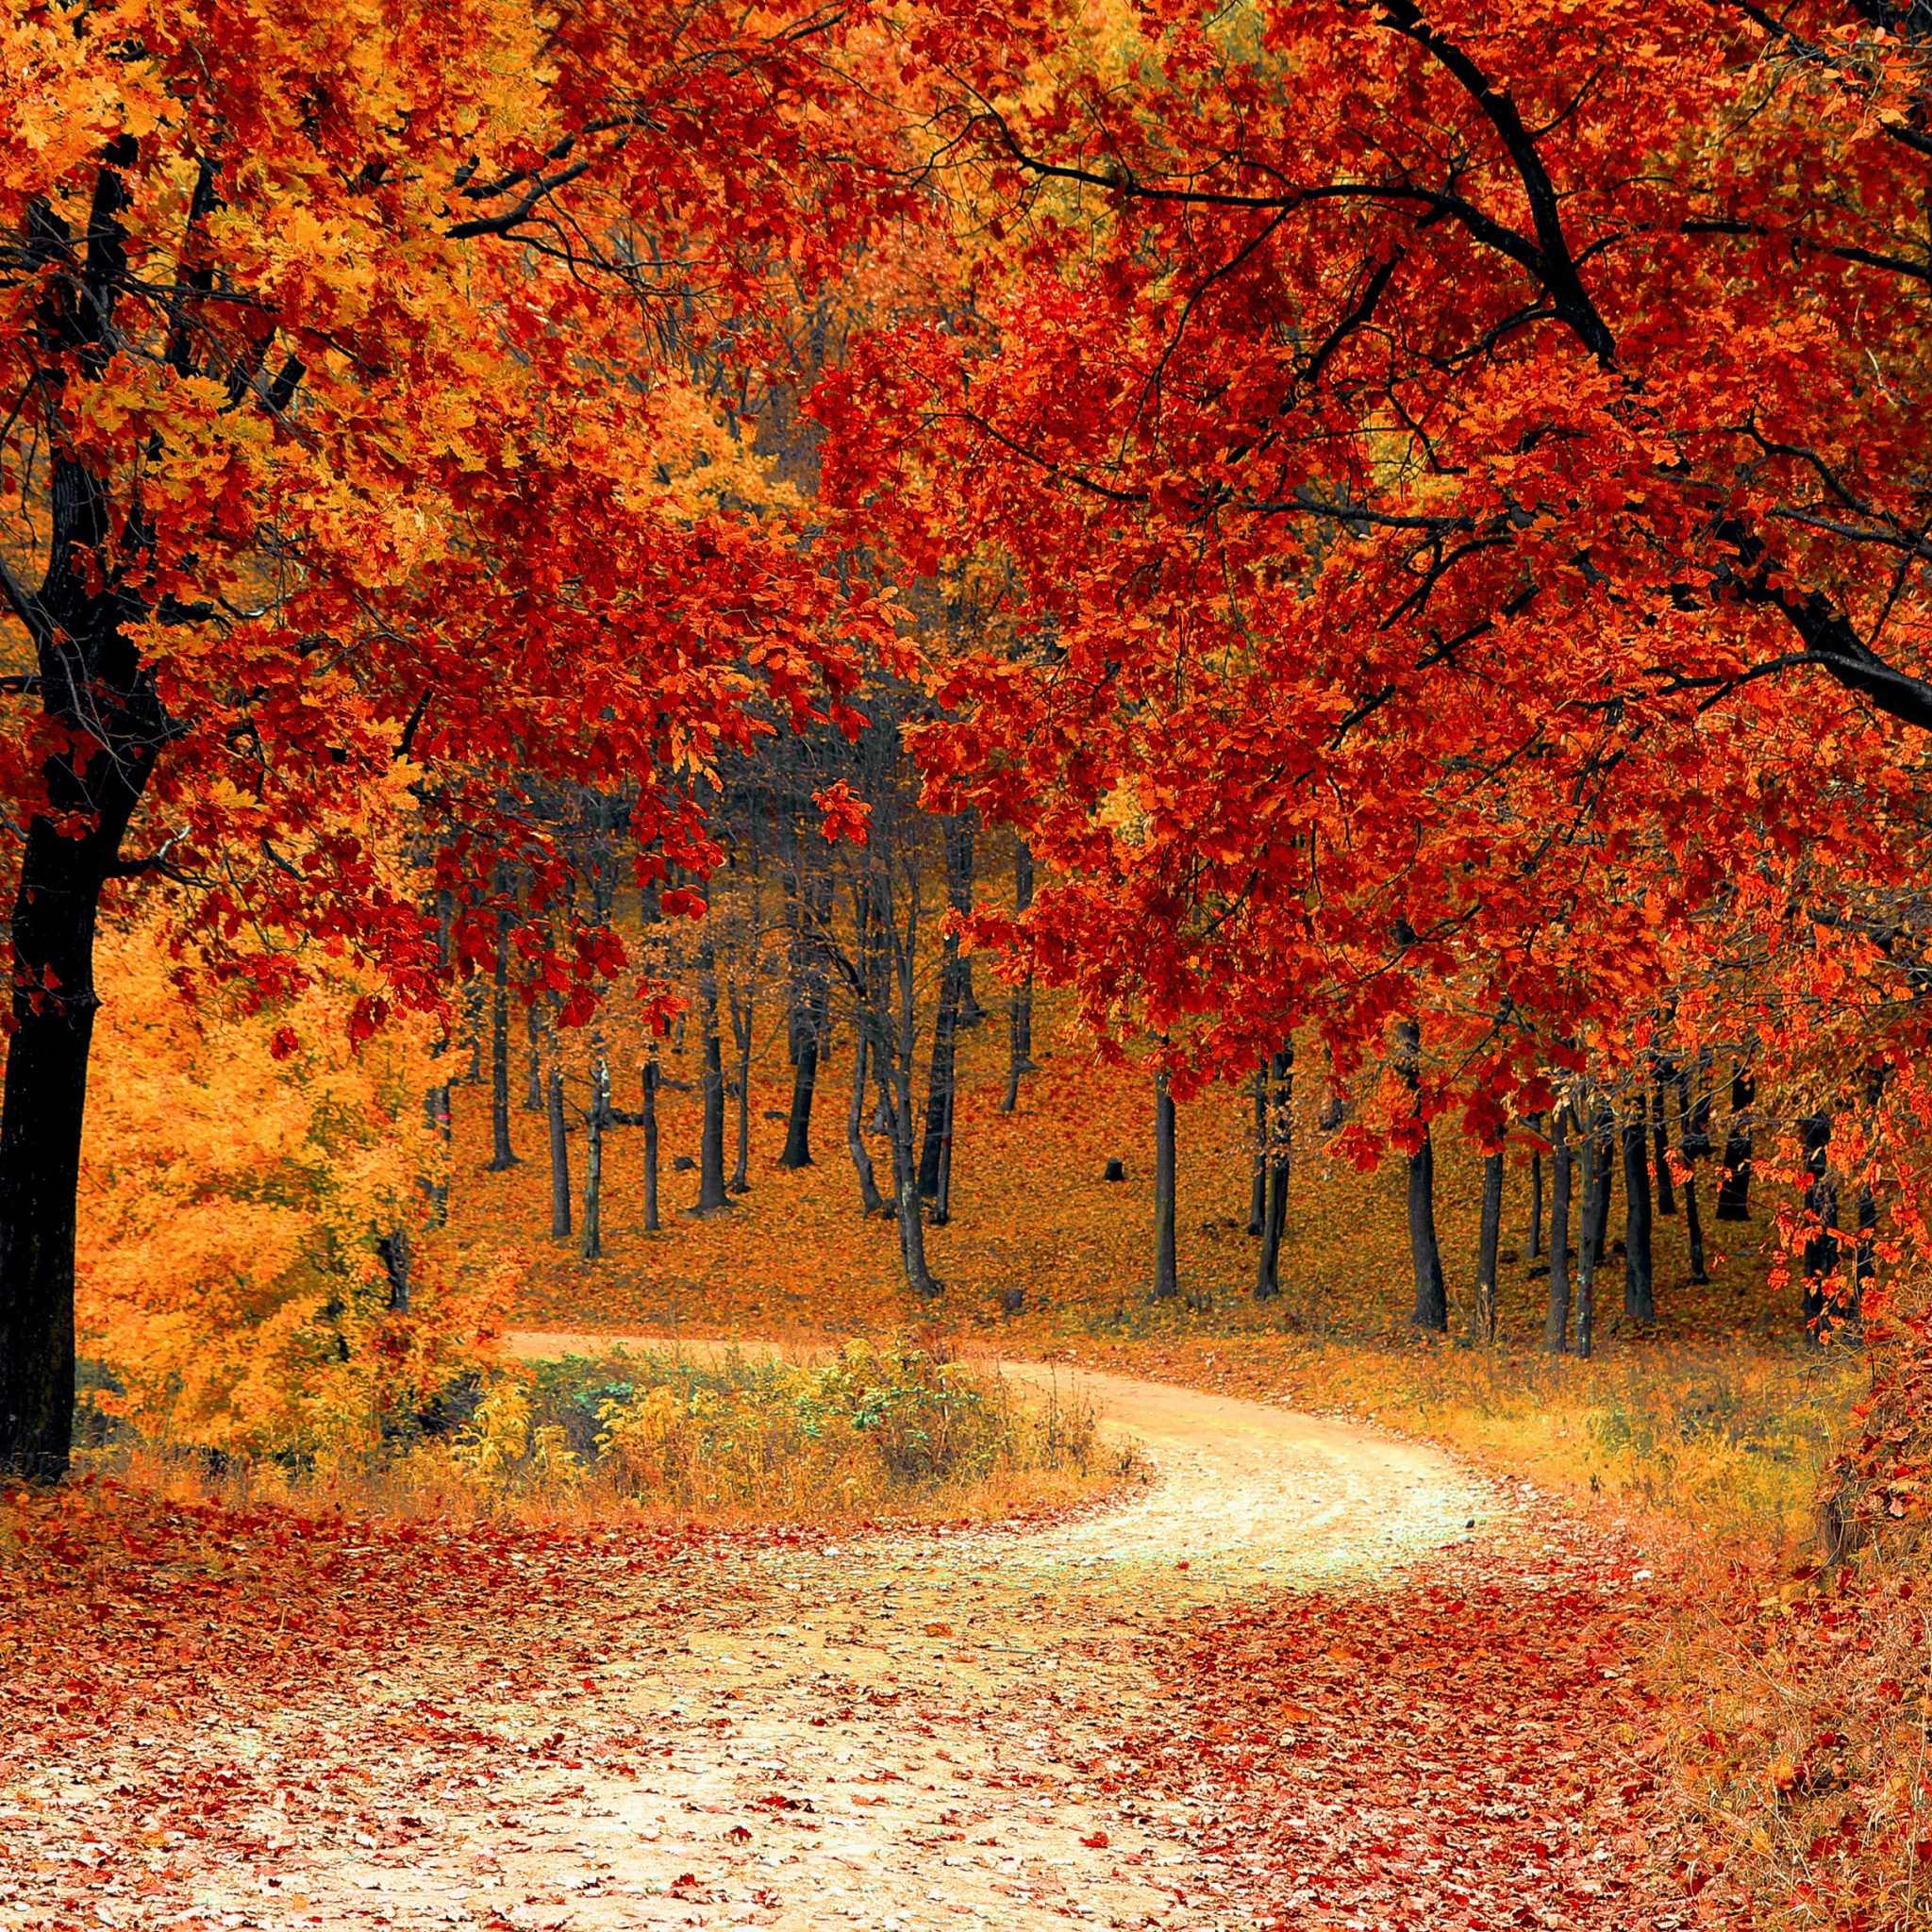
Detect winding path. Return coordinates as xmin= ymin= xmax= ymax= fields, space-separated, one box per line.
xmin=295 ymin=1333 xmax=1479 ymax=1931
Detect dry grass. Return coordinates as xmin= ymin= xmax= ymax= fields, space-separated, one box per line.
xmin=72 ymin=1334 xmax=1139 ymax=1529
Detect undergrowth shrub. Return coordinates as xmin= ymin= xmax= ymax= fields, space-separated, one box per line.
xmin=443 ymin=1337 xmax=1125 ymax=1513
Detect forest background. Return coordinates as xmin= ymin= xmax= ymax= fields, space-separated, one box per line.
xmin=8 ymin=0 xmax=1932 ymax=1920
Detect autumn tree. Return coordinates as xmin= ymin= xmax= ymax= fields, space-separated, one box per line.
xmin=0 ymin=0 xmax=899 ymax=1477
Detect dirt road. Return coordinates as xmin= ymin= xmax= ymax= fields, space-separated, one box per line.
xmin=247 ymin=1339 xmax=1487 ymax=1931
xmin=11 ymin=1343 xmax=1678 ymax=1932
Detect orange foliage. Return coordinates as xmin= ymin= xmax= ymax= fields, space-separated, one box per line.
xmin=75 ymin=916 xmax=511 ymax=1458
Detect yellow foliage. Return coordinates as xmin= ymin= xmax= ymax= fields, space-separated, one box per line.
xmin=76 ymin=916 xmax=512 ymax=1460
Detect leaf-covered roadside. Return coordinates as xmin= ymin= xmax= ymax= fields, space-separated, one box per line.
xmin=1109 ymin=1515 xmax=1687 ymax=1930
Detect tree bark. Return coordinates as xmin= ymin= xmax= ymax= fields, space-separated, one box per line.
xmin=845 ymin=1032 xmax=885 ymax=1216
xmin=919 ymin=924 xmax=963 ymax=1204
xmin=1575 ymin=1103 xmax=1613 ymax=1359
xmin=1407 ymin=1131 xmax=1448 ymax=1330
xmin=1152 ymin=1069 xmax=1180 ymax=1301
xmin=944 ymin=816 xmax=983 ymax=1027
xmin=487 ymin=908 xmax=519 ymax=1170
xmin=579 ymin=1058 xmax=606 ymax=1259
xmin=778 ymin=868 xmax=829 ymax=1168
xmin=1623 ymin=1107 xmax=1655 ymax=1321
xmin=999 ymin=839 xmax=1037 ymax=1114
xmin=524 ymin=1000 xmax=544 ymax=1111
xmin=1254 ymin=1049 xmax=1291 ymax=1299
xmin=1527 ymin=1111 xmax=1544 ymax=1260
xmin=729 ymin=978 xmax=755 ymax=1194
xmin=1476 ymin=1149 xmax=1504 ymax=1342
xmin=1544 ymin=1108 xmax=1573 ymax=1354
xmin=1651 ymin=1074 xmax=1675 ymax=1214
xmin=641 ymin=1055 xmax=660 ymax=1233
xmin=1717 ymin=1065 xmax=1755 ymax=1221
xmin=1248 ymin=1066 xmax=1268 ymax=1238
xmin=695 ymin=944 xmax=729 ymax=1214
xmin=547 ymin=1063 xmax=572 ymax=1239
xmin=1677 ymin=1063 xmax=1709 ymax=1282
xmin=1801 ymin=1113 xmax=1839 ymax=1337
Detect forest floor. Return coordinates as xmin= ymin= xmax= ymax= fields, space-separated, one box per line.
xmin=0 ymin=1359 xmax=1690 ymax=1932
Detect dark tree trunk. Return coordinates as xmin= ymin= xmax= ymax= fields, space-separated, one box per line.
xmin=378 ymin=1230 xmax=411 ymax=1315
xmin=1717 ymin=1066 xmax=1755 ymax=1221
xmin=944 ymin=816 xmax=984 ymax=1027
xmin=1394 ymin=1020 xmax=1445 ymax=1329
xmin=1248 ymin=1066 xmax=1268 ymax=1238
xmin=778 ymin=870 xmax=830 ymax=1169
xmin=845 ymin=1032 xmax=884 ymax=1216
xmin=547 ymin=1064 xmax=572 ymax=1239
xmin=1677 ymin=1064 xmax=1709 ymax=1283
xmin=1801 ymin=1113 xmax=1840 ymax=1337
xmin=695 ymin=948 xmax=728 ymax=1214
xmin=641 ymin=1056 xmax=660 ymax=1233
xmin=1623 ymin=1108 xmax=1655 ymax=1321
xmin=1152 ymin=1070 xmax=1180 ymax=1300
xmin=1476 ymin=1149 xmax=1504 ymax=1342
xmin=1254 ymin=1049 xmax=1291 ymax=1299
xmin=524 ymin=1001 xmax=544 ymax=1111
xmin=1575 ymin=1104 xmax=1613 ymax=1358
xmin=1407 ymin=1132 xmax=1448 ymax=1330
xmin=487 ymin=909 xmax=518 ymax=1170
xmin=580 ymin=1059 xmax=606 ymax=1259
xmin=1 ymin=145 xmax=171 ymax=1480
xmin=729 ymin=979 xmax=754 ymax=1194
xmin=1652 ymin=1076 xmax=1675 ymax=1215
xmin=999 ymin=839 xmax=1037 ymax=1114
xmin=1545 ymin=1108 xmax=1573 ymax=1354
xmin=1527 ymin=1111 xmax=1544 ymax=1259
xmin=919 ymin=924 xmax=963 ymax=1203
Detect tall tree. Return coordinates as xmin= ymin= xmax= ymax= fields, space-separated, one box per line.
xmin=0 ymin=0 xmax=896 ymax=1477
xmin=1253 ymin=1047 xmax=1292 ymax=1300
xmin=1152 ymin=1068 xmax=1180 ymax=1302
xmin=1622 ymin=1103 xmax=1656 ymax=1322
xmin=999 ymin=838 xmax=1038 ymax=1114
xmin=1544 ymin=1106 xmax=1574 ymax=1355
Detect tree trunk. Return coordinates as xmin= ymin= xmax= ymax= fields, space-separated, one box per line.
xmin=695 ymin=947 xmax=728 ymax=1214
xmin=1575 ymin=1104 xmax=1613 ymax=1359
xmin=1677 ymin=1064 xmax=1709 ymax=1283
xmin=1717 ymin=1066 xmax=1754 ymax=1221
xmin=1152 ymin=1069 xmax=1180 ymax=1301
xmin=641 ymin=1055 xmax=660 ymax=1233
xmin=919 ymin=929 xmax=963 ymax=1202
xmin=1544 ymin=1108 xmax=1573 ymax=1354
xmin=488 ymin=908 xmax=519 ymax=1171
xmin=579 ymin=1058 xmax=606 ymax=1259
xmin=547 ymin=1063 xmax=572 ymax=1239
xmin=1393 ymin=1019 xmax=1446 ymax=1330
xmin=1254 ymin=1049 xmax=1291 ymax=1299
xmin=1407 ymin=1131 xmax=1448 ymax=1330
xmin=883 ymin=1048 xmax=940 ymax=1296
xmin=846 ymin=1032 xmax=885 ymax=1216
xmin=999 ymin=839 xmax=1037 ymax=1114
xmin=524 ymin=1000 xmax=544 ymax=1111
xmin=729 ymin=979 xmax=754 ymax=1194
xmin=1651 ymin=1075 xmax=1675 ymax=1214
xmin=1623 ymin=1107 xmax=1655 ymax=1321
xmin=945 ymin=816 xmax=984 ymax=1027
xmin=1801 ymin=1113 xmax=1839 ymax=1337
xmin=1527 ymin=1111 xmax=1544 ymax=1259
xmin=1476 ymin=1149 xmax=1504 ymax=1343
xmin=1248 ymin=1066 xmax=1268 ymax=1238
xmin=778 ymin=869 xmax=829 ymax=1168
